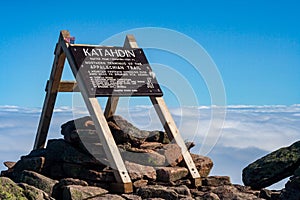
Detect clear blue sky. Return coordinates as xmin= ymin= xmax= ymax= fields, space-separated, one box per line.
xmin=0 ymin=0 xmax=299 ymax=107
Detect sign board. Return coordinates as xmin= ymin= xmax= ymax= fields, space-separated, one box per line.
xmin=34 ymin=31 xmax=201 ymax=193
xmin=70 ymin=46 xmax=163 ymax=97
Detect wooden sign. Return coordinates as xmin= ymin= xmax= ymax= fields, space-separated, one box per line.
xmin=33 ymin=31 xmax=201 ymax=193
xmin=70 ymin=46 xmax=163 ymax=97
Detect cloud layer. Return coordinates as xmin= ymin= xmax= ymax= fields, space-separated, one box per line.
xmin=0 ymin=104 xmax=299 ymax=189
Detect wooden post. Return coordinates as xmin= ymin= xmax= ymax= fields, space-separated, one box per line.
xmin=104 ymin=35 xmax=138 ymax=119
xmin=33 ymin=31 xmax=70 ymax=150
xmin=60 ymin=33 xmax=133 ymax=193
xmin=150 ymin=97 xmax=202 ymax=187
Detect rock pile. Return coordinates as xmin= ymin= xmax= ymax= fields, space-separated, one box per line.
xmin=243 ymin=140 xmax=300 ymax=199
xmin=0 ymin=115 xmax=280 ymax=199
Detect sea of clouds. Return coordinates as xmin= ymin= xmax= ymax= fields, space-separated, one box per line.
xmin=0 ymin=104 xmax=299 ymax=189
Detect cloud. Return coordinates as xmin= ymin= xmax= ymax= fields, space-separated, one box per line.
xmin=0 ymin=104 xmax=299 ymax=189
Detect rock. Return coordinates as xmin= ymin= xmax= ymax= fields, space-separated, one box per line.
xmin=156 ymin=144 xmax=183 ymax=167
xmin=15 ymin=170 xmax=58 ymax=196
xmin=243 ymin=141 xmax=300 ymax=189
xmin=140 ymin=142 xmax=163 ymax=149
xmin=202 ymin=176 xmax=231 ymax=187
xmin=4 ymin=161 xmax=16 ymax=169
xmin=1 ymin=115 xmax=272 ymax=200
xmin=280 ymin=175 xmax=300 ymax=200
xmin=190 ymin=189 xmax=205 ymax=197
xmin=62 ymin=185 xmax=108 ymax=200
xmin=211 ymin=185 xmax=263 ymax=200
xmin=121 ymin=194 xmax=142 ymax=200
xmin=179 ymin=153 xmax=213 ymax=177
xmin=120 ymin=148 xmax=165 ymax=166
xmin=156 ymin=167 xmax=188 ymax=182
xmin=185 ymin=141 xmax=195 ymax=150
xmin=293 ymin=165 xmax=300 ymax=176
xmin=107 ymin=115 xmax=150 ymax=146
xmin=137 ymin=185 xmax=179 ymax=200
xmin=61 ymin=116 xmax=95 ymax=143
xmin=0 ymin=177 xmax=27 ymax=200
xmin=13 ymin=157 xmax=45 ymax=173
xmin=180 ymin=197 xmax=195 ymax=200
xmin=44 ymin=139 xmax=107 ymax=174
xmin=125 ymin=161 xmax=156 ymax=180
xmin=174 ymin=179 xmax=192 ymax=187
xmin=146 ymin=131 xmax=170 ymax=144
xmin=62 ymin=163 xmax=115 ymax=182
xmin=24 ymin=149 xmax=47 ymax=158
xmin=61 ymin=115 xmax=168 ymax=148
xmin=88 ymin=194 xmax=125 ymax=199
xmin=52 ymin=178 xmax=88 ymax=200
xmin=259 ymin=188 xmax=280 ymax=200
xmin=172 ymin=185 xmax=191 ymax=197
xmin=19 ymin=182 xmax=54 ymax=200
xmin=132 ymin=179 xmax=148 ymax=189
xmin=200 ymin=192 xmax=220 ymax=200
xmin=81 ymin=142 xmax=107 ymax=160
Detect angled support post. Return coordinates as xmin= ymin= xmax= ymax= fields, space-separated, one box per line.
xmin=61 ymin=32 xmax=133 ymax=193
xmin=33 ymin=30 xmax=70 ymax=150
xmin=150 ymin=96 xmax=202 ymax=186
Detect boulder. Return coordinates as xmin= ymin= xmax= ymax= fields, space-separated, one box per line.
xmin=279 ymin=175 xmax=300 ymax=200
xmin=156 ymin=144 xmax=183 ymax=166
xmin=202 ymin=176 xmax=231 ymax=187
xmin=44 ymin=139 xmax=107 ymax=173
xmin=4 ymin=161 xmax=16 ymax=169
xmin=0 ymin=177 xmax=27 ymax=200
xmin=121 ymin=194 xmax=142 ymax=200
xmin=132 ymin=179 xmax=148 ymax=189
xmin=200 ymin=192 xmax=220 ymax=200
xmin=259 ymin=188 xmax=280 ymax=200
xmin=13 ymin=157 xmax=45 ymax=173
xmin=88 ymin=194 xmax=125 ymax=199
xmin=146 ymin=131 xmax=170 ymax=144
xmin=62 ymin=163 xmax=115 ymax=183
xmin=242 ymin=141 xmax=300 ymax=189
xmin=19 ymin=182 xmax=54 ymax=200
xmin=172 ymin=185 xmax=191 ymax=197
xmin=137 ymin=185 xmax=179 ymax=200
xmin=140 ymin=142 xmax=163 ymax=149
xmin=156 ymin=167 xmax=188 ymax=182
xmin=15 ymin=170 xmax=58 ymax=196
xmin=61 ymin=115 xmax=169 ymax=148
xmin=52 ymin=178 xmax=88 ymax=200
xmin=107 ymin=115 xmax=150 ymax=146
xmin=211 ymin=185 xmax=263 ymax=200
xmin=125 ymin=161 xmax=156 ymax=181
xmin=62 ymin=185 xmax=108 ymax=200
xmin=120 ymin=148 xmax=165 ymax=166
xmin=179 ymin=153 xmax=213 ymax=177
xmin=61 ymin=116 xmax=95 ymax=144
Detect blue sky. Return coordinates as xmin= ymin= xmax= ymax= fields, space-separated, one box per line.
xmin=0 ymin=0 xmax=300 ymax=189
xmin=0 ymin=0 xmax=299 ymax=106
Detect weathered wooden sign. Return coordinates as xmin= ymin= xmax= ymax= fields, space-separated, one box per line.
xmin=70 ymin=46 xmax=163 ymax=97
xmin=33 ymin=31 xmax=201 ymax=193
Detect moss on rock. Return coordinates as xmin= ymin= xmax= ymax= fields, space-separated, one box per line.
xmin=0 ymin=177 xmax=27 ymax=200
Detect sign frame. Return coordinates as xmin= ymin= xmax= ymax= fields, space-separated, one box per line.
xmin=33 ymin=31 xmax=201 ymax=193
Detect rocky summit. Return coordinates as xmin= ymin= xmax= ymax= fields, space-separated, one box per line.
xmin=0 ymin=115 xmax=290 ymax=200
